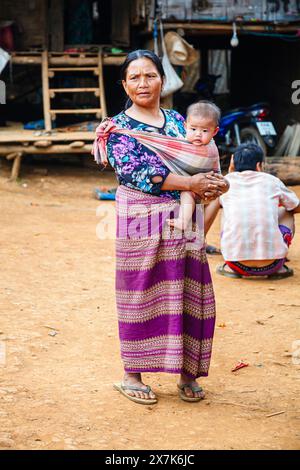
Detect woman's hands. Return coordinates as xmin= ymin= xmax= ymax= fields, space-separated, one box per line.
xmin=161 ymin=172 xmax=229 ymax=199
xmin=190 ymin=172 xmax=229 ymax=202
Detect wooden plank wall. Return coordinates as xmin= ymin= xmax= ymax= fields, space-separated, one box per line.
xmin=111 ymin=0 xmax=131 ymax=47
xmin=231 ymin=36 xmax=300 ymax=136
xmin=49 ymin=0 xmax=64 ymax=51
xmin=265 ymin=157 xmax=300 ymax=186
xmin=0 ymin=0 xmax=48 ymax=49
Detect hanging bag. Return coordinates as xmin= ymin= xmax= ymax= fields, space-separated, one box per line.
xmin=157 ymin=21 xmax=183 ymax=97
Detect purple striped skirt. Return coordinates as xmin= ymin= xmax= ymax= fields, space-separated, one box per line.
xmin=115 ymin=185 xmax=216 ymax=379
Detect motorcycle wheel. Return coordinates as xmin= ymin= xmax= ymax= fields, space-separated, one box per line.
xmin=239 ymin=127 xmax=267 ymax=155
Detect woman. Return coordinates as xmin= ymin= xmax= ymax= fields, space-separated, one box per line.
xmin=96 ymin=50 xmax=229 ymax=404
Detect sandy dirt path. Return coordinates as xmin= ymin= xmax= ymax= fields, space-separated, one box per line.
xmin=0 ymin=161 xmax=299 ymax=450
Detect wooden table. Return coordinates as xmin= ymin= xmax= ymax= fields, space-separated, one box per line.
xmin=0 ymin=129 xmax=95 ymax=180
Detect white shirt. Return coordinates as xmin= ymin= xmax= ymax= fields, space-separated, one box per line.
xmin=219 ymin=171 xmax=299 ymax=261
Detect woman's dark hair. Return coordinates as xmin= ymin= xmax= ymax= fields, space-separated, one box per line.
xmin=233 ymin=143 xmax=264 ymax=172
xmin=120 ymin=50 xmax=165 ymax=110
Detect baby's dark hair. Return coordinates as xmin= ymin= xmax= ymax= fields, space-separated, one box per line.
xmin=186 ymin=100 xmax=221 ymax=126
xmin=233 ymin=143 xmax=264 ymax=172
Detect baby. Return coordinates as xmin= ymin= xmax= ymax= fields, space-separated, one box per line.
xmin=168 ymin=100 xmax=221 ymax=231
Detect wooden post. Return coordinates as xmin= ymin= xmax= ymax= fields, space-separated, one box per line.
xmin=98 ymin=49 xmax=107 ymax=118
xmin=42 ymin=51 xmax=52 ymax=131
xmin=6 ymin=152 xmax=21 ymax=160
xmin=10 ymin=152 xmax=23 ymax=181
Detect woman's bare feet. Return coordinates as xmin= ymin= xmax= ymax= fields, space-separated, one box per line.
xmin=122 ymin=372 xmax=156 ymax=400
xmin=178 ymin=373 xmax=205 ymax=399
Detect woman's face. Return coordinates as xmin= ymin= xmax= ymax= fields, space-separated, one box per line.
xmin=122 ymin=57 xmax=163 ymax=107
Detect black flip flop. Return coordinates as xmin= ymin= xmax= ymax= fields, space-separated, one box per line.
xmin=216 ymin=263 xmax=242 ymax=279
xmin=268 ymin=264 xmax=294 ymax=280
xmin=217 ymin=263 xmax=294 ymax=280
xmin=206 ymin=245 xmax=221 ymax=255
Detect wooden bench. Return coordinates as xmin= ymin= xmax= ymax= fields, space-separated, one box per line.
xmin=0 ymin=130 xmax=95 ymax=179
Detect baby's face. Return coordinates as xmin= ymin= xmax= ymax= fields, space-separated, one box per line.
xmin=186 ymin=115 xmax=219 ymax=146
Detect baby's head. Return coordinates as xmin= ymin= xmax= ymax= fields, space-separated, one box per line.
xmin=186 ymin=100 xmax=220 ymax=146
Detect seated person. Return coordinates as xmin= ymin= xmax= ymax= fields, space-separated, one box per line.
xmin=204 ymin=143 xmax=300 ymax=278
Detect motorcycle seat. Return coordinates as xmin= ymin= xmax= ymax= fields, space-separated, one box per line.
xmin=247 ymin=102 xmax=269 ymax=111
xmin=222 ymin=107 xmax=247 ymax=118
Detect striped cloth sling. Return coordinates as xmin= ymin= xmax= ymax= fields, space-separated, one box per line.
xmin=92 ymin=126 xmax=220 ymax=176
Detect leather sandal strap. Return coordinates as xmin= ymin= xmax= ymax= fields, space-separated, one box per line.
xmin=121 ymin=384 xmax=151 ymax=393
xmin=179 ymin=383 xmax=203 ymax=393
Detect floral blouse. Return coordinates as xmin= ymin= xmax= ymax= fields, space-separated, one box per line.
xmin=107 ymin=109 xmax=186 ymax=200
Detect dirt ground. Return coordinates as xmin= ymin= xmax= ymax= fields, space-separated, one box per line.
xmin=0 ymin=159 xmax=299 ymax=451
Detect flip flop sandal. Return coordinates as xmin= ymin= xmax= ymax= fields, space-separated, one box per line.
xmin=177 ymin=383 xmax=205 ymax=402
xmin=267 ymin=264 xmax=294 ymax=280
xmin=107 ymin=187 xmax=117 ymax=194
xmin=206 ymin=245 xmax=221 ymax=255
xmin=113 ymin=383 xmax=158 ymax=405
xmin=216 ymin=263 xmax=242 ymax=279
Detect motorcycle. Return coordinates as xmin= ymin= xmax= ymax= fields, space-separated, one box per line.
xmin=217 ymin=102 xmax=277 ymax=157
xmin=194 ymin=75 xmax=277 ymax=157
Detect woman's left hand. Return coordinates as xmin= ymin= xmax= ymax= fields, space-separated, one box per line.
xmin=202 ymin=173 xmax=229 ymax=202
xmin=95 ymin=118 xmax=115 ymax=137
xmin=92 ymin=118 xmax=115 ymax=166
xmin=205 ymin=173 xmax=229 ymax=193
